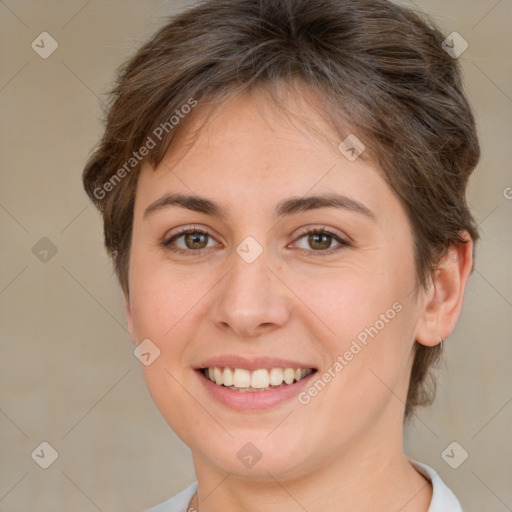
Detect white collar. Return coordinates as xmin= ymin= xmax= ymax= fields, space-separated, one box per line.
xmin=410 ymin=460 xmax=463 ymax=511
xmin=146 ymin=460 xmax=463 ymax=511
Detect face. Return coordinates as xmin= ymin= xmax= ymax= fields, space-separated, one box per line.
xmin=125 ymin=88 xmax=429 ymax=481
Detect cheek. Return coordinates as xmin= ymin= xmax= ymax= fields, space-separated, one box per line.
xmin=128 ymin=250 xmax=219 ymax=360
xmin=289 ymin=254 xmax=409 ymax=346
xmin=291 ymin=251 xmax=416 ymax=408
xmin=299 ymin=303 xmax=414 ymax=448
xmin=317 ymin=285 xmax=411 ymax=387
xmin=128 ymin=254 xmax=214 ymax=439
xmin=129 ymin=244 xmax=186 ymax=333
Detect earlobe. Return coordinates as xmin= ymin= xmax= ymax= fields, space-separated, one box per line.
xmin=415 ymin=234 xmax=474 ymax=347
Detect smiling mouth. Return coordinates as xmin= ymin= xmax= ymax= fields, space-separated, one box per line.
xmin=200 ymin=366 xmax=317 ymax=392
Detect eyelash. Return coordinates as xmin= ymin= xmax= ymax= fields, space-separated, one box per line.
xmin=161 ymin=225 xmax=351 ymax=256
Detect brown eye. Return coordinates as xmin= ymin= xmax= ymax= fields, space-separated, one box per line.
xmin=291 ymin=227 xmax=351 ymax=256
xmin=183 ymin=232 xmax=209 ymax=250
xmin=162 ymin=228 xmax=217 ymax=254
xmin=308 ymin=233 xmax=333 ymax=251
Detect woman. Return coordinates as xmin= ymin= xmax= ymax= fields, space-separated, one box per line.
xmin=82 ymin=0 xmax=479 ymax=510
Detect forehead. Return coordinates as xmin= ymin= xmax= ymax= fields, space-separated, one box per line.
xmin=134 ymin=88 xmax=395 ymax=223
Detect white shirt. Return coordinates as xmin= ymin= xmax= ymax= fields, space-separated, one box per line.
xmin=145 ymin=460 xmax=462 ymax=512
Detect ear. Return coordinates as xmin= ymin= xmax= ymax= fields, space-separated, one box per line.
xmin=415 ymin=233 xmax=474 ymax=347
xmin=124 ymin=293 xmax=137 ymax=345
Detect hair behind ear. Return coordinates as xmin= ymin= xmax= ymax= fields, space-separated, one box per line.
xmin=405 ymin=343 xmax=443 ymax=420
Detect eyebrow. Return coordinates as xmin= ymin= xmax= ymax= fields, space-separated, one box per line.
xmin=143 ymin=192 xmax=375 ymax=221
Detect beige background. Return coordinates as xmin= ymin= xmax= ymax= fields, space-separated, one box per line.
xmin=0 ymin=0 xmax=511 ymax=511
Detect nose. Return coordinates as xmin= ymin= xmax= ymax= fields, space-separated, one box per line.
xmin=209 ymin=246 xmax=291 ymax=339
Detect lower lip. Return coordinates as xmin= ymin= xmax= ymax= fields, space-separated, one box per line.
xmin=196 ymin=370 xmax=316 ymax=411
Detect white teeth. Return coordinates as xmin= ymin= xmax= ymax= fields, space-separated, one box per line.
xmin=204 ymin=366 xmax=313 ymax=390
xmin=214 ymin=367 xmax=223 ymax=385
xmin=222 ymin=367 xmax=234 ymax=386
xmin=233 ymin=368 xmax=251 ymax=388
xmin=251 ymin=369 xmax=270 ymax=388
xmin=269 ymin=368 xmax=284 ymax=386
xmin=283 ymin=368 xmax=295 ymax=384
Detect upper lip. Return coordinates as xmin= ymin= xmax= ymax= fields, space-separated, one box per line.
xmin=195 ymin=355 xmax=317 ymax=371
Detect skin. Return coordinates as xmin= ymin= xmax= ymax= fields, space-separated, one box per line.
xmin=124 ymin=86 xmax=473 ymax=512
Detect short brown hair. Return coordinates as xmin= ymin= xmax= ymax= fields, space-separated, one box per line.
xmin=82 ymin=0 xmax=480 ymax=419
